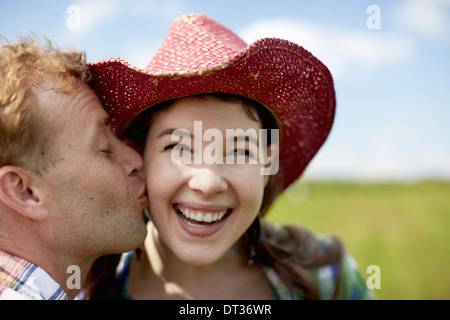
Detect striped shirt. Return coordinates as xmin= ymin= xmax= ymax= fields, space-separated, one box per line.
xmin=0 ymin=249 xmax=68 ymax=300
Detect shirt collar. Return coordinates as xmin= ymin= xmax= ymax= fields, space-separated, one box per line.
xmin=0 ymin=249 xmax=68 ymax=300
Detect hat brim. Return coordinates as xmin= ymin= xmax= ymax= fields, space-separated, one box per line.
xmin=89 ymin=38 xmax=336 ymax=190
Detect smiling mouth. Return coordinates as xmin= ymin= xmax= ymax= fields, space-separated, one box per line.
xmin=174 ymin=204 xmax=232 ymax=227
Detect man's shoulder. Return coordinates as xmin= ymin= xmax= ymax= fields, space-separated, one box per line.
xmin=0 ymin=285 xmax=31 ymax=300
xmin=0 ymin=249 xmax=68 ymax=300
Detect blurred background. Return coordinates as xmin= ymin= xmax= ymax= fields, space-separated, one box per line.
xmin=1 ymin=0 xmax=449 ymax=299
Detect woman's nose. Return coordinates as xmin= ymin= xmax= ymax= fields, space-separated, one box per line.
xmin=188 ymin=167 xmax=228 ymax=198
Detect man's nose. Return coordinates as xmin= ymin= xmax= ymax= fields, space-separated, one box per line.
xmin=116 ymin=140 xmax=144 ymax=176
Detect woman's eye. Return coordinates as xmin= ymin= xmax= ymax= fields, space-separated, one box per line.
xmin=236 ymin=149 xmax=248 ymax=156
xmin=225 ymin=149 xmax=255 ymax=160
xmin=165 ymin=143 xmax=192 ymax=153
xmin=234 ymin=149 xmax=253 ymax=157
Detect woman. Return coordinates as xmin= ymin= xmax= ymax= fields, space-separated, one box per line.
xmin=86 ymin=13 xmax=372 ymax=300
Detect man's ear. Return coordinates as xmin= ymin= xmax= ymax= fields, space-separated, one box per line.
xmin=0 ymin=166 xmax=49 ymax=220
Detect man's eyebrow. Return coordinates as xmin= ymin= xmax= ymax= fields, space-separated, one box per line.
xmin=157 ymin=128 xmax=191 ymax=139
xmin=97 ymin=116 xmax=111 ymax=129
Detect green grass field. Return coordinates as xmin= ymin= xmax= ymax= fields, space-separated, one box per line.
xmin=265 ymin=180 xmax=450 ymax=300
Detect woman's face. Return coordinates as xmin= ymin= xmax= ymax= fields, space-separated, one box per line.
xmin=143 ymin=96 xmax=270 ymax=265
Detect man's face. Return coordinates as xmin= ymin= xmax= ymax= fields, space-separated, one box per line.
xmin=36 ymin=83 xmax=148 ymax=259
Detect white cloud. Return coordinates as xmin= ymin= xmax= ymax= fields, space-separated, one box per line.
xmin=238 ymin=17 xmax=416 ymax=78
xmin=303 ymin=125 xmax=450 ymax=182
xmin=396 ymin=0 xmax=450 ymax=37
xmin=67 ymin=0 xmax=186 ymax=37
xmin=68 ymin=0 xmax=121 ymax=36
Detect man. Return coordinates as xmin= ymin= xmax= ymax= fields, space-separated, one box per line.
xmin=0 ymin=36 xmax=148 ymax=300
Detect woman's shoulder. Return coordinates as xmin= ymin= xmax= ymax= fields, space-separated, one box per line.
xmin=263 ymin=222 xmax=374 ymax=300
xmin=309 ymin=240 xmax=373 ymax=300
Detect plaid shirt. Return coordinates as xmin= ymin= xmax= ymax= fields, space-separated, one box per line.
xmin=0 ymin=249 xmax=68 ymax=300
xmin=261 ymin=230 xmax=374 ymax=300
xmin=264 ymin=251 xmax=373 ymax=299
xmin=115 ymin=227 xmax=373 ymax=300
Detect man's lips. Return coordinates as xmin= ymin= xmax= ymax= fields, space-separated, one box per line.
xmin=137 ymin=185 xmax=148 ymax=204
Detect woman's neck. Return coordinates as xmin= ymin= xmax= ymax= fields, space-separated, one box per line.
xmin=129 ymin=222 xmax=273 ymax=300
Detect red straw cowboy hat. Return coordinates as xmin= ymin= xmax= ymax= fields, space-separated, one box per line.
xmin=88 ymin=13 xmax=336 ymax=190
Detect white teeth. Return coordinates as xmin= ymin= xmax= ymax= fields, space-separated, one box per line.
xmin=195 ymin=213 xmax=204 ymax=222
xmin=177 ymin=206 xmax=228 ymax=224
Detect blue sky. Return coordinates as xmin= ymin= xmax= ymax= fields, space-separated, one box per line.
xmin=1 ymin=0 xmax=449 ymax=181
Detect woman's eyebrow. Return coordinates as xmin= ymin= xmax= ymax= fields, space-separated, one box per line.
xmin=157 ymin=128 xmax=191 ymax=139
